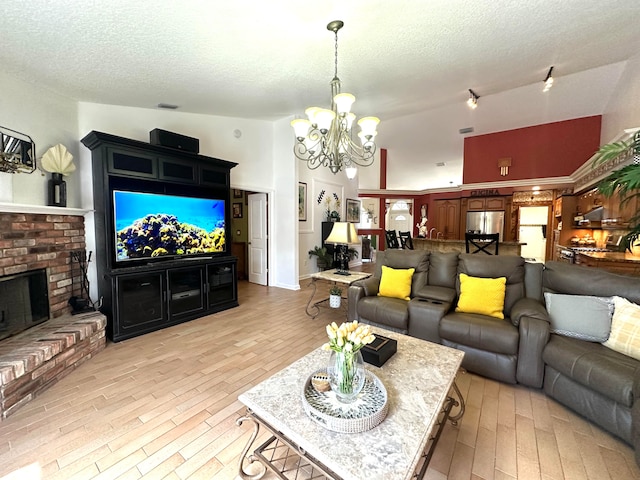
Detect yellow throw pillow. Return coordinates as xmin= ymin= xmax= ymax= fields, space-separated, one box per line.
xmin=455 ymin=273 xmax=506 ymax=319
xmin=378 ymin=265 xmax=415 ymax=300
xmin=602 ymin=296 xmax=640 ymax=361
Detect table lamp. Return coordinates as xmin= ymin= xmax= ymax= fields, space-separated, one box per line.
xmin=325 ymin=222 xmax=359 ymax=275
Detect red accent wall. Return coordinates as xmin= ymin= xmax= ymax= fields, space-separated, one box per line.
xmin=463 ymin=116 xmax=601 ymax=184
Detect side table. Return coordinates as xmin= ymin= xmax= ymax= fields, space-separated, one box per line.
xmin=305 ymin=269 xmax=371 ymax=319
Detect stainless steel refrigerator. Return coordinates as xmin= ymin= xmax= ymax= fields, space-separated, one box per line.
xmin=466 ymin=211 xmax=505 ymax=241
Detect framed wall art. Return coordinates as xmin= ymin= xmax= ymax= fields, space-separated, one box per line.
xmin=298 ymin=182 xmax=307 ymax=221
xmin=346 ymin=198 xmax=361 ymax=223
xmin=233 ymin=202 xmax=243 ymax=218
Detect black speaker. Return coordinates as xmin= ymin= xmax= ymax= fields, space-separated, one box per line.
xmin=149 ymin=129 xmax=200 ymax=153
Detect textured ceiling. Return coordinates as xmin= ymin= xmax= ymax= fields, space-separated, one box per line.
xmin=3 ymin=0 xmax=640 ymax=189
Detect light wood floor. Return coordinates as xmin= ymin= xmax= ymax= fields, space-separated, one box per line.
xmin=0 ymin=274 xmax=639 ymax=480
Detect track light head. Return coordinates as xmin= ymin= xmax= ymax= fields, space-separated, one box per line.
xmin=543 ymin=66 xmax=554 ymax=92
xmin=467 ymin=89 xmax=479 ymax=109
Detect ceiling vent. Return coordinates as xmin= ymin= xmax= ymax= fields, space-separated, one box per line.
xmin=157 ymin=103 xmax=179 ymax=110
xmin=459 ymin=127 xmax=474 ymax=134
xmin=436 ymin=162 xmax=446 ymax=167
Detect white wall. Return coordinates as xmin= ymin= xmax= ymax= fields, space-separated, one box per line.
xmin=0 ymin=71 xmax=79 ymax=206
xmin=297 ymin=149 xmax=360 ymax=279
xmin=602 ymin=53 xmax=640 ymax=143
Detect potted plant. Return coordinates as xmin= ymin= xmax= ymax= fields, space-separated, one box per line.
xmin=308 ymin=246 xmax=334 ymax=270
xmin=329 ymin=285 xmax=342 ymax=308
xmin=592 ymin=130 xmax=640 ymax=252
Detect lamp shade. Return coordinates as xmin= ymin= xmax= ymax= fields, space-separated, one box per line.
xmin=325 ymin=222 xmax=359 ymax=245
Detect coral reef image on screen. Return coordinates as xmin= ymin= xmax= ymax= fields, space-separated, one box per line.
xmin=113 ymin=190 xmax=226 ymax=261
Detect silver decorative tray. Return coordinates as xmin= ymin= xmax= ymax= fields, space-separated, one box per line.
xmin=302 ymin=369 xmax=388 ymax=433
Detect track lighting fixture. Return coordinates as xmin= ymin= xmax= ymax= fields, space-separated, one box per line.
xmin=543 ymin=66 xmax=554 ymax=92
xmin=467 ymin=89 xmax=479 ymax=109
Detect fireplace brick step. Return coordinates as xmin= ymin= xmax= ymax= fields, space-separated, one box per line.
xmin=0 ymin=311 xmax=106 ymax=419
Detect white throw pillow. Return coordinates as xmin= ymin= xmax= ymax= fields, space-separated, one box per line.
xmin=544 ymin=293 xmax=614 ymax=342
xmin=602 ymin=296 xmax=640 ymax=360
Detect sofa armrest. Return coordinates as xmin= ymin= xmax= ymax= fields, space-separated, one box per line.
xmin=510 ymin=297 xmax=549 ymax=327
xmin=632 ymin=366 xmax=640 ymax=466
xmin=348 ymin=278 xmax=379 ymax=321
xmin=515 ymin=316 xmax=550 ymax=388
xmin=413 ymin=285 xmax=457 ymax=304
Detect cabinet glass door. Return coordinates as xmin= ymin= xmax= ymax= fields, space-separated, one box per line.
xmin=207 ymin=263 xmax=236 ymax=307
xmin=168 ymin=267 xmax=204 ymax=317
xmin=115 ymin=272 xmax=166 ymax=333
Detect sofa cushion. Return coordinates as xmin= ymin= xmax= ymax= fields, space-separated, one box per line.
xmin=544 ymin=293 xmax=614 ymax=342
xmin=456 ymin=273 xmax=506 ymax=319
xmin=457 ymin=254 xmax=525 ymax=317
xmin=378 ymin=266 xmax=414 ymax=300
xmin=544 ymin=261 xmax=640 ymax=305
xmin=357 ymin=296 xmax=409 ymax=331
xmin=376 ymin=250 xmax=430 ymax=297
xmin=440 ymin=312 xmax=519 ymax=355
xmin=543 ymin=334 xmax=636 ymax=407
xmin=603 ymin=296 xmax=640 ymax=361
xmin=428 ymin=252 xmax=459 ymax=289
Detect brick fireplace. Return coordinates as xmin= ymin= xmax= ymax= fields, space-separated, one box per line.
xmin=0 ymin=208 xmax=106 ymax=419
xmin=0 ymin=212 xmax=86 ymax=319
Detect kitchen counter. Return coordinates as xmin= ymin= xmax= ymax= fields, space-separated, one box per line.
xmin=413 ymin=237 xmax=524 ymax=256
xmin=568 ymin=247 xmax=640 ymax=276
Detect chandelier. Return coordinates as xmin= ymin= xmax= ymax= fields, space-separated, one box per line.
xmin=291 ymin=20 xmax=380 ymax=179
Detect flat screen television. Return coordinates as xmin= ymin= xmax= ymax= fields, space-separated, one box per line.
xmin=113 ymin=190 xmax=226 ymax=262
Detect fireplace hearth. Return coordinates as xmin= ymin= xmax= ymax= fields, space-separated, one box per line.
xmin=0 ymin=269 xmax=49 ymax=341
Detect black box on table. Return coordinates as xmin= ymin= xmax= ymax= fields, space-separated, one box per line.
xmin=362 ymin=334 xmax=397 ymax=367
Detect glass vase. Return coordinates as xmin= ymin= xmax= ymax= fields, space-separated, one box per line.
xmin=327 ymin=350 xmax=365 ymax=403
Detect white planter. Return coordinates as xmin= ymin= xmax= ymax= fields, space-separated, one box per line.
xmin=329 ymin=294 xmax=341 ymax=308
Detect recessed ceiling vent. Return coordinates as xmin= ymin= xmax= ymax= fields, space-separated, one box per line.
xmin=436 ymin=162 xmax=446 ymax=167
xmin=459 ymin=127 xmax=474 ymax=134
xmin=157 ymin=103 xmax=179 ymax=110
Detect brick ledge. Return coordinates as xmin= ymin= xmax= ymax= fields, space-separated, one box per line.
xmin=0 ymin=311 xmax=106 ymax=419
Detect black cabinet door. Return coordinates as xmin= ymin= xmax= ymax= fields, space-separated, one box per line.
xmin=114 ymin=272 xmax=166 ymax=338
xmin=207 ymin=262 xmax=237 ymax=307
xmin=159 ymin=157 xmax=198 ymax=184
xmin=107 ymin=148 xmax=158 ymax=179
xmin=168 ymin=266 xmax=204 ymax=318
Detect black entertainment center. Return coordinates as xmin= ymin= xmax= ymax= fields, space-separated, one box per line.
xmin=81 ymin=130 xmax=239 ymax=342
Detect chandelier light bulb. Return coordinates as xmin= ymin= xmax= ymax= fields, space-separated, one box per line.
xmin=334 ymin=93 xmax=356 ymax=114
xmin=357 ymin=116 xmax=380 ymax=137
xmin=291 ymin=119 xmax=311 ymax=139
xmin=345 ymin=112 xmax=356 ymax=130
xmin=315 ymin=109 xmax=336 ymax=132
xmin=305 ymin=107 xmax=321 ymax=125
xmin=345 ymin=166 xmax=358 ymax=179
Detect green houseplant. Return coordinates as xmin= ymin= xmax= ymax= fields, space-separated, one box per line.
xmin=329 ymin=285 xmax=342 ymax=308
xmin=308 ymin=246 xmax=334 ymax=270
xmin=592 ymin=130 xmax=640 ymax=252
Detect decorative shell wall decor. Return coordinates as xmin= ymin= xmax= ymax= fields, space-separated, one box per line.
xmin=41 ymin=144 xmax=76 ymax=175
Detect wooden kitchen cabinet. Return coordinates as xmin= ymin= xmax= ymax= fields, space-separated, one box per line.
xmin=434 ymin=199 xmax=460 ymax=240
xmin=602 ymin=188 xmax=638 ymax=228
xmin=465 ymin=196 xmax=506 ymax=211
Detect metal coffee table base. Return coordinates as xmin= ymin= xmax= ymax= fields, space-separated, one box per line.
xmin=237 ymin=383 xmax=465 ymax=480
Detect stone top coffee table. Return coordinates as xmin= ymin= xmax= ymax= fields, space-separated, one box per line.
xmin=237 ymin=328 xmax=464 ymax=480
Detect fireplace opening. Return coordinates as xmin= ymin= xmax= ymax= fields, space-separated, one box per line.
xmin=0 ymin=269 xmax=50 ymax=341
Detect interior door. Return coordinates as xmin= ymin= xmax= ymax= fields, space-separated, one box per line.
xmin=248 ymin=193 xmax=268 ymax=285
